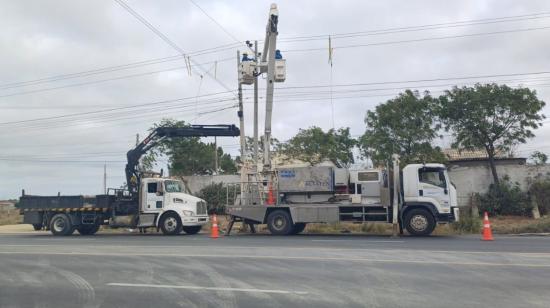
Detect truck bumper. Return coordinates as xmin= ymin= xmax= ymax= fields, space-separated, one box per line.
xmin=181 ymin=215 xmax=209 ymax=226
xmin=437 ymin=207 xmax=459 ymax=223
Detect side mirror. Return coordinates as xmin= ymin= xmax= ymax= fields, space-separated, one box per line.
xmin=157 ymin=182 xmax=164 ymax=195
xmin=444 ymin=188 xmax=448 ymax=195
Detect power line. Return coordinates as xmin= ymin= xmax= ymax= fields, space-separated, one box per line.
xmin=278 ymin=12 xmax=550 ymax=43
xmin=0 ymin=58 xmax=234 ymax=99
xmin=1 ymin=11 xmax=547 ymax=93
xmin=114 ymin=0 xmax=236 ymax=96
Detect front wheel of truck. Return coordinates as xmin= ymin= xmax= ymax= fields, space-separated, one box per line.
xmin=182 ymin=225 xmax=202 ymax=235
xmin=404 ymin=208 xmax=436 ymax=236
xmin=160 ymin=212 xmax=183 ymax=235
xmin=49 ymin=213 xmax=75 ymax=236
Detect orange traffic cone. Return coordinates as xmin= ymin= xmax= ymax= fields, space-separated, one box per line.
xmin=210 ymin=214 xmax=219 ymax=239
xmin=266 ymin=183 xmax=275 ymax=205
xmin=481 ymin=212 xmax=494 ymax=241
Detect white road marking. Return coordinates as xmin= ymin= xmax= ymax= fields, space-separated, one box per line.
xmin=1 ymin=251 xmax=549 ymax=268
xmin=312 ymin=240 xmax=404 ymax=243
xmin=107 ymin=282 xmax=308 ymax=295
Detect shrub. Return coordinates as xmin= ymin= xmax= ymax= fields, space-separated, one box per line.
xmin=451 ymin=208 xmax=481 ymax=234
xmin=196 ymin=182 xmax=238 ymax=214
xmin=478 ymin=179 xmax=531 ymax=216
xmin=529 ymin=179 xmax=550 ymax=216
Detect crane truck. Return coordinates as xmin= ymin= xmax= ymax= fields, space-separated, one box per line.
xmin=16 ymin=124 xmax=240 ymax=236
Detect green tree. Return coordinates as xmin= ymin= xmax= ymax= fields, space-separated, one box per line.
xmin=244 ymin=135 xmax=281 ymax=160
xmin=282 ymin=126 xmax=357 ymax=167
xmin=143 ymin=119 xmax=238 ymax=175
xmin=438 ymin=84 xmax=545 ymax=184
xmin=360 ymin=90 xmax=445 ymax=167
xmin=529 ymin=151 xmax=548 ymax=166
xmin=196 ymin=182 xmax=237 ymax=214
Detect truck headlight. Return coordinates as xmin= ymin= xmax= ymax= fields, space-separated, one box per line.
xmin=182 ymin=210 xmax=194 ymax=216
xmin=173 ymin=198 xmax=184 ymax=203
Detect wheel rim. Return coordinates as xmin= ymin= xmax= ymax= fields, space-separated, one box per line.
xmin=53 ymin=218 xmax=65 ymax=232
xmin=164 ymin=217 xmax=178 ymax=232
xmin=410 ymin=214 xmax=428 ymax=232
xmin=273 ymin=215 xmax=286 ymax=231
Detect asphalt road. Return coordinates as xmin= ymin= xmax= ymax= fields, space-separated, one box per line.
xmin=1 ymin=232 xmax=549 ymax=308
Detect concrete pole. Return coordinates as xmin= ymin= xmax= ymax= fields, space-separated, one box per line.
xmin=392 ymin=154 xmax=400 ymax=237
xmin=237 ymin=51 xmax=247 ymax=203
xmin=214 ymin=136 xmax=218 ymax=175
xmin=103 ymin=163 xmax=107 ymax=194
xmin=253 ymin=40 xmax=259 ymax=168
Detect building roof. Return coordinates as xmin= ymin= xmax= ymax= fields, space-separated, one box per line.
xmin=443 ymin=148 xmax=522 ymax=162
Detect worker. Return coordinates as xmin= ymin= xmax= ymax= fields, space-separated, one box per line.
xmin=242 ymin=52 xmax=254 ymax=62
xmin=275 ymin=49 xmax=283 ymax=59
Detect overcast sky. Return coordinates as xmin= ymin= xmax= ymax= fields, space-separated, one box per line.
xmin=1 ymin=0 xmax=550 ymax=199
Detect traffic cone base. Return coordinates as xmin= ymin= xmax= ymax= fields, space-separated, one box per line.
xmin=210 ymin=214 xmax=219 ymax=239
xmin=481 ymin=212 xmax=494 ymax=241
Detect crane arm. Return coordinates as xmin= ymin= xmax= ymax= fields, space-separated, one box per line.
xmin=125 ymin=124 xmax=240 ymax=194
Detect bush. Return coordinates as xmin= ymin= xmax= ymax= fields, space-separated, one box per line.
xmin=529 ymin=179 xmax=550 ymax=216
xmin=478 ymin=179 xmax=531 ymax=216
xmin=451 ymin=208 xmax=481 ymax=234
xmin=196 ymin=183 xmax=238 ymax=214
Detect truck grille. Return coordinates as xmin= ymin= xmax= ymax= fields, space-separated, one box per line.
xmin=197 ymin=201 xmax=207 ymax=215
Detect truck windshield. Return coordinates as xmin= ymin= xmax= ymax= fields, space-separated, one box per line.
xmin=164 ymin=180 xmax=185 ymax=193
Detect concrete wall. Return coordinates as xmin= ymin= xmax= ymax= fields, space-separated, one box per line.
xmin=181 ymin=175 xmax=239 ymax=194
xmin=448 ymin=161 xmax=550 ymax=207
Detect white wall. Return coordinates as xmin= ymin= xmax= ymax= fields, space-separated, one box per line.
xmin=448 ymin=161 xmax=550 ymax=207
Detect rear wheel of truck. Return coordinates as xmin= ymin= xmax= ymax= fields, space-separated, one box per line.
xmin=404 ymin=208 xmax=435 ymax=236
xmin=32 ymin=223 xmax=43 ymax=231
xmin=77 ymin=224 xmax=100 ymax=235
xmin=49 ymin=213 xmax=75 ymax=236
xmin=291 ymin=223 xmax=307 ymax=235
xmin=160 ymin=212 xmax=182 ymax=235
xmin=267 ymin=210 xmax=293 ymax=235
xmin=182 ymin=225 xmax=202 ymax=235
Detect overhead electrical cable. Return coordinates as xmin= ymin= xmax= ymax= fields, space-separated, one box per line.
xmin=113 ymin=0 xmax=236 ymax=96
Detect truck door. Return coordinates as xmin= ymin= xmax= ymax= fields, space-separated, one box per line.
xmin=418 ymin=167 xmax=451 ymax=209
xmin=144 ymin=181 xmax=164 ymax=212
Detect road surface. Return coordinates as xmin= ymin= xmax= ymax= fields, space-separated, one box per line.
xmin=1 ymin=232 xmax=549 ymax=307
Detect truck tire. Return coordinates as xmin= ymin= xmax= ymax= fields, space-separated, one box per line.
xmin=49 ymin=213 xmax=75 ymax=236
xmin=77 ymin=224 xmax=100 ymax=235
xmin=160 ymin=212 xmax=182 ymax=235
xmin=267 ymin=210 xmax=293 ymax=235
xmin=291 ymin=223 xmax=307 ymax=235
xmin=404 ymin=208 xmax=436 ymax=236
xmin=182 ymin=225 xmax=202 ymax=235
xmin=32 ymin=223 xmax=43 ymax=231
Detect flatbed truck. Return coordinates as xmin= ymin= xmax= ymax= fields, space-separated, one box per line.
xmin=16 ymin=124 xmax=240 ymax=236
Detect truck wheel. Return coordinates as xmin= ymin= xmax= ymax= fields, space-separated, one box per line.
xmin=160 ymin=212 xmax=182 ymax=235
xmin=267 ymin=210 xmax=293 ymax=235
xmin=49 ymin=214 xmax=75 ymax=236
xmin=32 ymin=223 xmax=43 ymax=231
xmin=182 ymin=225 xmax=202 ymax=235
xmin=404 ymin=208 xmax=435 ymax=236
xmin=77 ymin=224 xmax=100 ymax=235
xmin=291 ymin=223 xmax=307 ymax=235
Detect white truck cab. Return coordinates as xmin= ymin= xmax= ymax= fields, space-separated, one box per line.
xmin=139 ymin=178 xmax=209 ymax=235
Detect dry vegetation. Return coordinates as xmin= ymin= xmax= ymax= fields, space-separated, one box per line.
xmin=0 ymin=207 xmax=22 ymax=226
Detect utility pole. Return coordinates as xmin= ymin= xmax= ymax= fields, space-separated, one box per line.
xmin=214 ymin=136 xmax=218 ymax=175
xmin=253 ymin=40 xmax=259 ymax=168
xmin=103 ymin=163 xmax=107 ymax=194
xmin=237 ymin=51 xmax=246 ymax=159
